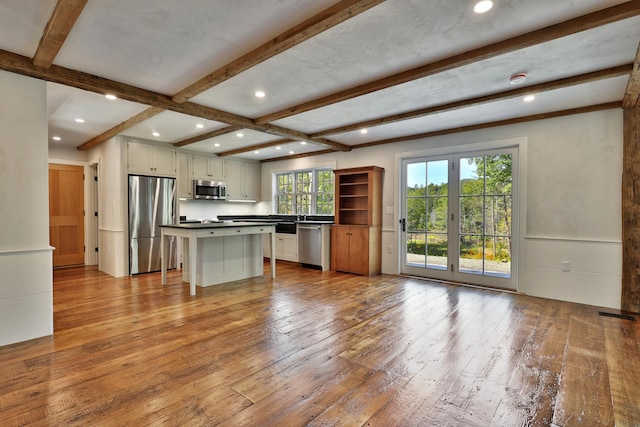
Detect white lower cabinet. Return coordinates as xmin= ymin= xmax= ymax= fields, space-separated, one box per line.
xmin=263 ymin=233 xmax=298 ymax=262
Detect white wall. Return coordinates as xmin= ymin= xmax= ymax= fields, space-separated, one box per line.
xmin=0 ymin=71 xmax=53 ymax=346
xmin=261 ymin=109 xmax=623 ymax=309
xmin=86 ymin=136 xmax=128 ymax=277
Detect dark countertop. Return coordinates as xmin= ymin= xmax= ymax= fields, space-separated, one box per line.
xmin=162 ymin=221 xmax=275 ymax=229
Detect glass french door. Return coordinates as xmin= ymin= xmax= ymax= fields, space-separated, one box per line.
xmin=400 ymin=148 xmax=517 ymax=290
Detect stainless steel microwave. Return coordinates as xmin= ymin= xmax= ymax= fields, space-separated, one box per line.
xmin=193 ymin=180 xmax=226 ymax=200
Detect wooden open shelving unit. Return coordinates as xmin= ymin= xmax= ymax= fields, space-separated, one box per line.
xmin=331 ymin=166 xmax=383 ymax=276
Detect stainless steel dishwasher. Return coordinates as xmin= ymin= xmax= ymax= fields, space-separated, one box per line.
xmin=298 ymin=224 xmax=322 ymax=268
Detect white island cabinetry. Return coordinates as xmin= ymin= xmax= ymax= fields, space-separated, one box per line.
xmin=161 ymin=222 xmax=276 ymax=295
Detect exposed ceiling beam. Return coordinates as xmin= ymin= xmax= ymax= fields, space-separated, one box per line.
xmin=33 ymin=0 xmax=88 ymax=68
xmin=173 ymin=125 xmax=244 ymax=147
xmin=77 ymin=107 xmax=165 ymax=150
xmin=260 ymin=102 xmax=622 ymax=162
xmin=0 ymin=49 xmax=348 ymax=151
xmin=256 ymin=0 xmax=640 ymax=124
xmin=313 ymin=64 xmax=634 ymax=137
xmin=171 ymin=0 xmax=385 ymax=103
xmin=261 ymin=149 xmax=335 ymax=163
xmin=217 ymin=139 xmax=292 ymax=157
xmin=623 ymin=42 xmax=640 ymax=108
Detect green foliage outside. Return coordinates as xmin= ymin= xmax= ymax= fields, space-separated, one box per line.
xmin=406 ymin=155 xmax=512 ymax=263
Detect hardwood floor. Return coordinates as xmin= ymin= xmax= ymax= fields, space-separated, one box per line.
xmin=1 ymin=263 xmax=639 ymax=426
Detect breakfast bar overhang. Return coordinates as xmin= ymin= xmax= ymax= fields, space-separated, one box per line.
xmin=160 ymin=222 xmax=276 ymax=295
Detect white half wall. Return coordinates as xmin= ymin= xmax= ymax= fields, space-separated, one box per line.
xmin=0 ymin=71 xmax=53 ymax=345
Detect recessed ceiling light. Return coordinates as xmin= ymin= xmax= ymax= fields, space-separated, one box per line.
xmin=509 ymin=73 xmax=527 ymax=85
xmin=300 ymin=141 xmax=307 ymax=145
xmin=105 ymin=94 xmax=117 ymax=100
xmin=289 ymin=151 xmax=295 ymax=154
xmin=254 ymin=91 xmax=266 ymax=98
xmin=75 ymin=118 xmax=84 ymax=123
xmin=196 ymin=123 xmax=204 ymax=129
xmin=276 ymin=146 xmax=281 ymax=150
xmin=214 ymin=143 xmax=220 ymax=147
xmin=473 ymin=0 xmax=493 ymax=14
xmin=360 ymin=128 xmax=368 ymax=134
xmin=236 ymin=132 xmax=244 ymax=137
xmin=52 ymin=136 xmax=61 ymax=141
xmin=523 ymin=95 xmax=536 ymax=102
xmin=152 ymin=131 xmax=160 ymax=137
xmin=254 ymin=151 xmax=260 ymax=154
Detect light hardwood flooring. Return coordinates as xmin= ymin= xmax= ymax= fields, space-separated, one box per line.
xmin=1 ymin=262 xmax=639 ymax=426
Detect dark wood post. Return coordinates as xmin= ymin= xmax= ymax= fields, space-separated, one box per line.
xmin=622 ymin=106 xmax=640 ymax=313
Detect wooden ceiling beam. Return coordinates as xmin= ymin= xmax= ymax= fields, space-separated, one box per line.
xmin=313 ymin=64 xmax=633 ymax=137
xmin=260 ymin=102 xmax=621 ymax=162
xmin=256 ymin=0 xmax=640 ymax=124
xmin=261 ymin=149 xmax=335 ymax=163
xmin=33 ymin=0 xmax=88 ymax=68
xmin=0 ymin=49 xmax=348 ymax=152
xmin=77 ymin=107 xmax=165 ymax=150
xmin=623 ymin=42 xmax=640 ymax=108
xmin=217 ymin=139 xmax=292 ymax=157
xmin=171 ymin=0 xmax=385 ymax=103
xmin=173 ymin=125 xmax=244 ymax=147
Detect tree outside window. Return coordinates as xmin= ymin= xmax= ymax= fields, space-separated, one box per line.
xmin=275 ymin=168 xmax=334 ymax=215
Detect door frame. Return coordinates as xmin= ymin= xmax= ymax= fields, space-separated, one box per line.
xmin=394 ymin=137 xmax=527 ymax=292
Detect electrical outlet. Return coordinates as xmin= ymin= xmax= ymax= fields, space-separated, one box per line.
xmin=561 ymin=261 xmax=571 ymax=272
xmin=387 ymin=245 xmax=392 ymax=254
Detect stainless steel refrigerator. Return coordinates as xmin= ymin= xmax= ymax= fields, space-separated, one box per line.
xmin=128 ymin=175 xmax=177 ymax=274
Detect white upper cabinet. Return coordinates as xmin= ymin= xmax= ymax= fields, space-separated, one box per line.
xmin=177 ymin=152 xmax=193 ymax=198
xmin=127 ymin=141 xmax=176 ymax=176
xmin=226 ymin=159 xmax=260 ymax=201
xmin=193 ymin=155 xmax=225 ymax=181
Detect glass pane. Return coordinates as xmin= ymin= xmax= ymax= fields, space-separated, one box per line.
xmin=406 ymin=232 xmax=426 ymax=267
xmin=427 ymin=233 xmax=448 ymax=270
xmin=484 ymin=236 xmax=511 ymax=278
xmin=295 ymin=194 xmax=311 ymax=214
xmin=459 ymin=234 xmax=483 ymax=275
xmin=459 ymin=195 xmax=484 ymax=234
xmin=407 ymin=198 xmax=426 ymax=232
xmin=460 ymin=157 xmax=483 ymax=196
xmin=277 ymin=194 xmax=292 ymax=214
xmin=427 ymin=197 xmax=447 ymax=233
xmin=485 ymin=195 xmax=512 ymax=236
xmin=484 ymin=154 xmax=512 ymax=195
xmin=427 ymin=160 xmax=448 ymax=196
xmin=407 ymin=163 xmax=426 ymax=196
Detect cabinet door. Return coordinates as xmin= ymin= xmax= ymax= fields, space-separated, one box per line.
xmin=192 ymin=155 xmax=209 ymax=180
xmin=153 ymin=145 xmax=176 ymax=176
xmin=178 ymin=153 xmax=192 ymax=198
xmin=226 ymin=159 xmax=244 ymax=200
xmin=281 ymin=235 xmax=298 ymax=261
xmin=348 ymin=227 xmax=369 ymax=275
xmin=127 ymin=142 xmax=151 ymax=173
xmin=331 ymin=226 xmax=351 ymax=273
xmin=208 ymin=157 xmax=226 ymax=181
xmin=244 ymin=162 xmax=260 ymax=200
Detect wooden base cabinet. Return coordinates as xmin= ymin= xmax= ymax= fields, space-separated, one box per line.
xmin=331 ymin=225 xmax=380 ymax=276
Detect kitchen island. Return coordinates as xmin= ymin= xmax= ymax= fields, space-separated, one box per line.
xmin=160 ymin=222 xmax=276 ymax=295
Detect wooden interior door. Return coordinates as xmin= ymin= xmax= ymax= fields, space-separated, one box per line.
xmin=49 ymin=164 xmax=84 ymax=267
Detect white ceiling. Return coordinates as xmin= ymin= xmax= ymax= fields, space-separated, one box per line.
xmin=0 ymin=0 xmax=638 ymax=161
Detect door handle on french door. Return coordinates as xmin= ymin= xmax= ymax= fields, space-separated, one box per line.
xmin=399 ymin=218 xmax=406 ymax=232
